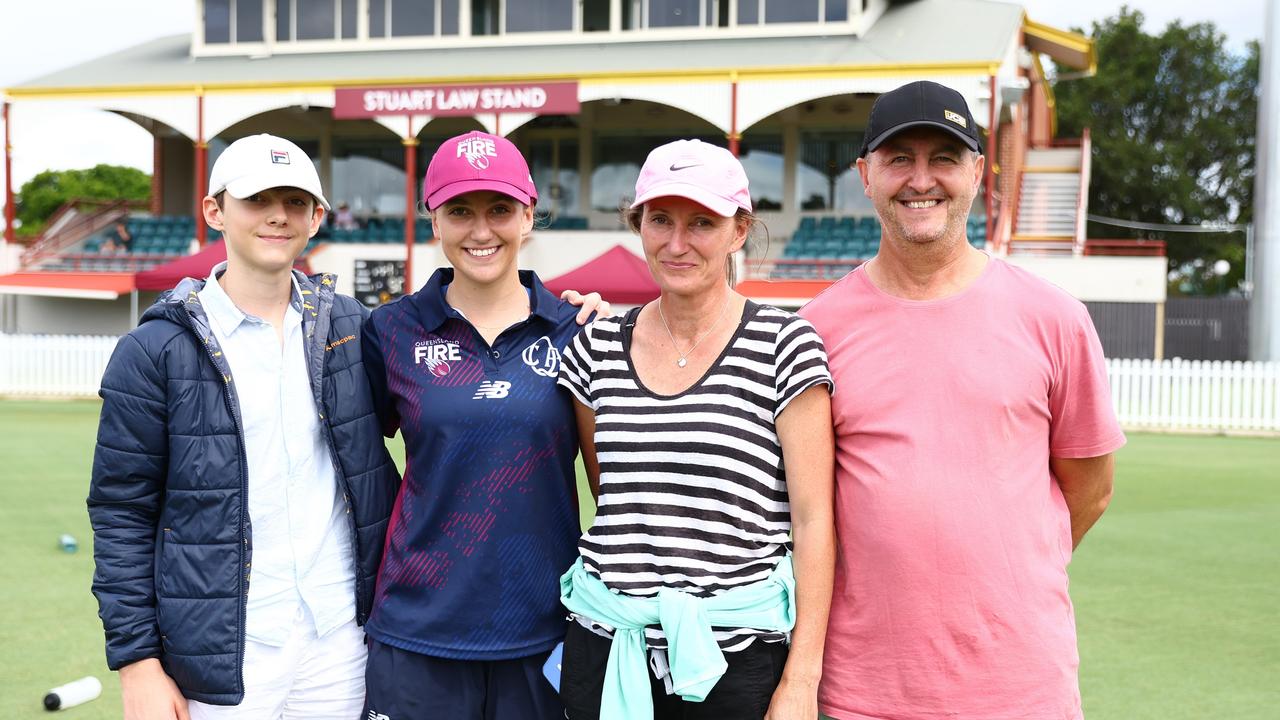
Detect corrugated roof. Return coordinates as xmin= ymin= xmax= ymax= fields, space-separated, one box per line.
xmin=8 ymin=0 xmax=1025 ymax=96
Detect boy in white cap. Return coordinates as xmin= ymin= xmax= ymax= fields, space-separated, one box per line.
xmin=88 ymin=134 xmax=400 ymax=719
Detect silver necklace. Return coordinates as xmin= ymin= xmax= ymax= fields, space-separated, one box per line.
xmin=656 ymin=294 xmax=732 ymax=368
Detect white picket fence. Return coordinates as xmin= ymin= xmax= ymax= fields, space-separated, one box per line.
xmin=2 ymin=333 xmax=1279 ymax=433
xmin=1107 ymin=358 xmax=1280 ymax=433
xmin=0 ymin=333 xmax=120 ymax=398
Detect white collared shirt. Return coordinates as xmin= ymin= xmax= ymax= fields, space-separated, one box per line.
xmin=198 ymin=263 xmax=356 ymax=646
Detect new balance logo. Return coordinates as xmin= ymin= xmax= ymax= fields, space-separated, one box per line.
xmin=472 ymin=380 xmax=512 ymax=399
xmin=367 ymin=712 xmax=390 ymax=720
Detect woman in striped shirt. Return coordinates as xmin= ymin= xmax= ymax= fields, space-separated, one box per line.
xmin=557 ymin=139 xmax=836 ymax=720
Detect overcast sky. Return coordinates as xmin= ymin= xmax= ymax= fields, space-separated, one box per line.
xmin=0 ymin=0 xmax=1267 ymax=227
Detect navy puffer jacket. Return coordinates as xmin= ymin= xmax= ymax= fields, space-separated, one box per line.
xmin=87 ymin=271 xmax=400 ymax=705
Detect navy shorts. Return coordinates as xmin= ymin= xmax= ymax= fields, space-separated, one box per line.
xmin=560 ymin=621 xmax=789 ymax=720
xmin=362 ymin=638 xmax=564 ymax=720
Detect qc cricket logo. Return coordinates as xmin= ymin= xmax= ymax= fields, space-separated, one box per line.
xmin=457 ymin=136 xmax=498 ymax=170
xmin=473 ymin=380 xmax=512 ymax=400
xmin=521 ymin=336 xmax=561 ymax=377
xmin=414 ymin=338 xmax=461 ymax=377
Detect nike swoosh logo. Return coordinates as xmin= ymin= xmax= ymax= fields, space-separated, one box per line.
xmin=669 ymin=163 xmax=701 ymax=171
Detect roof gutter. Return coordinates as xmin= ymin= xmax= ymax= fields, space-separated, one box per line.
xmin=4 ymin=60 xmax=1003 ymax=100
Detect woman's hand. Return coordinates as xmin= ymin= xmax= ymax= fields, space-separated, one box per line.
xmin=560 ymin=290 xmax=613 ymax=323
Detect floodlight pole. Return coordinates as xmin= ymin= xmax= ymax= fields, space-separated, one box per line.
xmin=3 ymin=100 xmax=15 ymax=245
xmin=1252 ymin=0 xmax=1280 ymax=360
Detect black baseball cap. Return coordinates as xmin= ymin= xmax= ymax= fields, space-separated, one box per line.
xmin=859 ymin=81 xmax=983 ymax=158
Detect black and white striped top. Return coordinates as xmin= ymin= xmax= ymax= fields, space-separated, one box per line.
xmin=557 ymin=301 xmax=832 ymax=650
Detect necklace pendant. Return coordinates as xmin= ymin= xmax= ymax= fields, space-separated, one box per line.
xmin=677 ymin=357 xmax=687 ymax=368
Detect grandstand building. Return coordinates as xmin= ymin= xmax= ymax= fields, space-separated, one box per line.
xmin=1 ymin=0 xmax=1170 ymax=357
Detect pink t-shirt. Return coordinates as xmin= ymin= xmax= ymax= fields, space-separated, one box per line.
xmin=800 ymin=259 xmax=1126 ymax=720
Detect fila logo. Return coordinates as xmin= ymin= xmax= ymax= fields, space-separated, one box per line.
xmin=457 ymin=137 xmax=498 ymax=170
xmin=473 ymin=380 xmax=512 ymax=400
xmin=943 ymin=109 xmax=967 ymax=128
xmin=270 ymin=149 xmax=291 ymax=164
xmin=366 ymin=712 xmax=390 ymax=720
xmin=415 ymin=339 xmax=461 ymax=377
xmin=521 ymin=336 xmax=561 ymax=378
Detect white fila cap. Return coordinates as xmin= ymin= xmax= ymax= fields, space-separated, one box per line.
xmin=208 ymin=133 xmax=330 ymax=210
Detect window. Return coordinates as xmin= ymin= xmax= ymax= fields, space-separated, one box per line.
xmin=648 ymin=0 xmax=700 ymax=28
xmin=342 ymin=0 xmax=358 ymax=38
xmin=739 ymin=0 xmax=843 ymax=25
xmin=206 ymin=0 xmax=231 ymax=43
xmin=526 ymin=138 xmax=581 ymax=215
xmin=206 ymin=0 xmax=265 ymax=44
xmin=237 ymin=0 xmax=264 ymax=41
xmin=765 ymin=0 xmax=817 ymax=23
xmin=583 ymin=0 xmax=610 ymax=31
xmin=393 ymin=0 xmax=434 ymax=36
xmin=276 ymin=0 xmax=360 ymax=40
xmin=624 ymin=0 xmax=721 ymax=29
xmin=298 ymin=0 xmax=336 ymax=40
xmin=506 ymin=0 xmax=574 ymax=33
xmin=738 ymin=137 xmax=784 ymax=211
xmin=371 ymin=0 xmax=458 ymax=38
xmin=798 ymin=131 xmax=866 ymax=211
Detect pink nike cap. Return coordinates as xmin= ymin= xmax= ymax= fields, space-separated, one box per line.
xmin=423 ymin=131 xmax=538 ymax=210
xmin=631 ymin=139 xmax=752 ymax=217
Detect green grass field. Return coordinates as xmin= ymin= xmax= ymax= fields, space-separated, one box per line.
xmin=1 ymin=399 xmax=1276 ymax=718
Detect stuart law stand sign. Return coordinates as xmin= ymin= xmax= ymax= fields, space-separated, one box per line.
xmin=334 ymin=82 xmax=580 ymax=118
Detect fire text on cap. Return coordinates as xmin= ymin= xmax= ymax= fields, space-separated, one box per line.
xmin=457 ymin=137 xmax=498 ymax=170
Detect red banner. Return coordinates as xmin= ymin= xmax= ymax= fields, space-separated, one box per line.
xmin=334 ymin=82 xmax=579 ymax=119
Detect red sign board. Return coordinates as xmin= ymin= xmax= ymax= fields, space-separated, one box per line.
xmin=334 ymin=82 xmax=580 ymax=118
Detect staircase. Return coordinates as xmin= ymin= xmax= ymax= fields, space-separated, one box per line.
xmin=1010 ymin=143 xmax=1088 ymax=256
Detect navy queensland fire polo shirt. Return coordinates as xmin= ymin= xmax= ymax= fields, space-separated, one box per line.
xmin=361 ymin=268 xmax=582 ymax=660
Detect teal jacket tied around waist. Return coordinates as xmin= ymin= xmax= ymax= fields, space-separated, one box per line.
xmin=559 ymin=556 xmax=797 ymax=718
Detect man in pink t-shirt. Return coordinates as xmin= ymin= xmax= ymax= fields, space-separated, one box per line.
xmin=801 ymin=81 xmax=1126 ymax=720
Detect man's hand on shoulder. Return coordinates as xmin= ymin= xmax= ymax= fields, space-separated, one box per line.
xmin=120 ymin=658 xmax=189 ymax=720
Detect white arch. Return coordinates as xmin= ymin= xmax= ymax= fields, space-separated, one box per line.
xmin=91 ymin=96 xmax=201 ymax=139
xmin=580 ymin=81 xmax=731 ymax=133
xmin=737 ymin=75 xmax=991 ymax=134
xmin=203 ymin=90 xmax=338 ymax=138
xmin=373 ymin=114 xmax=432 ymax=138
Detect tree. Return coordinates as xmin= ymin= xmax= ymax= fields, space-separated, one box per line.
xmin=16 ymin=164 xmax=151 ymax=237
xmin=1053 ymin=7 xmax=1259 ymax=295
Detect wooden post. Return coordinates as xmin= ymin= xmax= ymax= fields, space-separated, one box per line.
xmin=3 ymin=101 xmax=15 ymax=244
xmin=403 ymin=127 xmax=419 ymax=290
xmin=986 ymin=73 xmax=998 ymax=245
xmin=728 ymin=77 xmax=740 ymax=157
xmin=195 ymin=93 xmax=208 ymax=247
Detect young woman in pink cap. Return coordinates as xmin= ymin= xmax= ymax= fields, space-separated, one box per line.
xmin=556 ymin=139 xmax=836 ymax=719
xmin=359 ymin=131 xmax=605 ymax=719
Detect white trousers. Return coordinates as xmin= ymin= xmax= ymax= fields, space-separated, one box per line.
xmin=188 ymin=610 xmax=367 ymax=720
